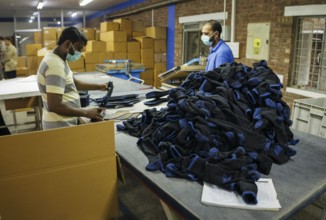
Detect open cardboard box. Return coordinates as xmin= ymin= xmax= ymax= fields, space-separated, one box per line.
xmin=0 ymin=121 xmax=119 ymax=220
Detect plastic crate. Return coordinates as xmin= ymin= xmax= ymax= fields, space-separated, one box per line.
xmin=292 ymin=97 xmax=326 ymax=138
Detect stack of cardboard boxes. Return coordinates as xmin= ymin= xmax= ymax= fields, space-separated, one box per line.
xmin=19 ymin=21 xmax=167 ymax=85
xmin=25 ymin=44 xmax=42 ymax=75
xmin=83 ymin=40 xmax=108 ymax=72
xmin=16 ymin=56 xmax=28 ymax=76
xmin=100 ymin=21 xmax=127 ymax=61
xmin=146 ymin=26 xmax=167 ymax=88
xmin=134 ymin=36 xmax=154 ymax=85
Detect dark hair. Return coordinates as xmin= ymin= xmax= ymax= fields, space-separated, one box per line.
xmin=57 ymin=26 xmax=87 ymax=46
xmin=0 ymin=36 xmax=4 ymax=40
xmin=206 ymin=20 xmax=222 ymax=37
xmin=4 ymin=36 xmax=14 ymax=44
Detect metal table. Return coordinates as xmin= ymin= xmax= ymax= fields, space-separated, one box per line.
xmin=0 ymin=72 xmax=154 ymax=133
xmin=115 ymin=129 xmax=326 ymax=220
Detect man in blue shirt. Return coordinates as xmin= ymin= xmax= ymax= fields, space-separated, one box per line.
xmin=201 ymin=20 xmax=234 ymax=71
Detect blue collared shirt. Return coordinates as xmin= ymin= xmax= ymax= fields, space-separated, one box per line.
xmin=205 ymin=39 xmax=234 ymax=71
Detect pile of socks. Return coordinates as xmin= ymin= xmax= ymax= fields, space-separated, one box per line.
xmin=117 ymin=60 xmax=299 ymax=204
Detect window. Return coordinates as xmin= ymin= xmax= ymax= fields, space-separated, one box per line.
xmin=182 ymin=22 xmax=208 ymax=64
xmin=291 ymin=17 xmax=326 ymax=92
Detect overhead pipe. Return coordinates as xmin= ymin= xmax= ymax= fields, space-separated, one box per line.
xmin=223 ymin=0 xmax=226 ymax=40
xmin=61 ymin=9 xmax=64 ymax=27
xmin=231 ymin=0 xmax=236 ymax=42
xmin=105 ymin=0 xmax=190 ymax=20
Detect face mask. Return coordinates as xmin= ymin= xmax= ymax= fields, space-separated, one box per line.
xmin=66 ymin=42 xmax=81 ymax=62
xmin=201 ymin=32 xmax=216 ymax=46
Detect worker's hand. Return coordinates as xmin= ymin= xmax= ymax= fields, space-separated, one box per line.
xmin=85 ymin=108 xmax=106 ymax=121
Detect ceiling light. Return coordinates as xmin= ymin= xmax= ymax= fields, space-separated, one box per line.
xmin=37 ymin=1 xmax=44 ymax=10
xmin=79 ymin=0 xmax=93 ymax=6
xmin=71 ymin=12 xmax=78 ymax=17
xmin=31 ymin=16 xmax=35 ymax=20
xmin=29 ymin=20 xmax=33 ymax=23
xmin=57 ymin=21 xmax=61 ymax=25
xmin=33 ymin=12 xmax=38 ymax=16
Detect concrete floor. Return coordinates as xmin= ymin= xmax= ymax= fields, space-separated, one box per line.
xmin=1 ymin=107 xmax=325 ymax=220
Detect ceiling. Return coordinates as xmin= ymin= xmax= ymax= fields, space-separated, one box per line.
xmin=0 ymin=0 xmax=128 ymax=18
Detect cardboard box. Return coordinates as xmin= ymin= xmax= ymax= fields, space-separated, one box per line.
xmin=68 ymin=57 xmax=85 ymax=70
xmin=34 ymin=32 xmax=42 ymax=44
xmin=113 ymin=18 xmax=132 ymax=36
xmin=17 ymin=56 xmax=27 ymax=68
xmin=146 ymin=26 xmax=167 ymax=39
xmin=56 ymin=27 xmax=65 ymax=39
xmin=154 ymin=39 xmax=166 ymax=53
xmin=127 ymin=52 xmax=141 ymax=63
xmin=43 ymin=41 xmax=56 ymax=50
xmin=144 ymin=79 xmax=154 ymax=86
xmin=16 ymin=67 xmax=28 ymax=76
xmin=99 ymin=52 xmax=114 ymax=63
xmin=4 ymin=96 xmax=38 ymax=110
xmin=106 ymin=41 xmax=127 ymax=52
xmin=132 ymin=32 xmax=145 ymax=38
xmin=141 ymin=49 xmax=154 ymax=68
xmin=132 ymin=20 xmax=145 ymax=32
xmin=100 ymin=21 xmax=120 ymax=33
xmin=127 ymin=41 xmax=140 ymax=52
xmin=37 ymin=56 xmax=44 ymax=67
xmin=140 ymin=68 xmax=154 ymax=80
xmin=73 ymin=69 xmax=86 ymax=73
xmin=154 ymin=53 xmax=167 ymax=63
xmin=113 ymin=52 xmax=127 ymax=60
xmin=83 ymin=52 xmax=100 ymax=64
xmin=85 ymin=41 xmax=106 ymax=52
xmin=141 ymin=49 xmax=154 ymax=62
xmin=154 ymin=62 xmax=167 ymax=75
xmin=81 ymin=28 xmax=96 ymax=40
xmin=85 ymin=63 xmax=97 ymax=72
xmin=28 ymin=69 xmax=37 ymax=75
xmin=95 ymin=29 xmax=100 ymax=41
xmin=43 ymin=27 xmax=57 ymax=41
xmin=26 ymin=44 xmax=42 ymax=56
xmin=100 ymin=31 xmax=127 ymax=42
xmin=27 ymin=56 xmax=38 ymax=70
xmin=133 ymin=36 xmax=154 ymax=49
xmin=0 ymin=121 xmax=119 ymax=220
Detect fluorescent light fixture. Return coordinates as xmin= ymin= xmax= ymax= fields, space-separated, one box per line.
xmin=29 ymin=20 xmax=33 ymax=23
xmin=33 ymin=12 xmax=38 ymax=16
xmin=37 ymin=1 xmax=44 ymax=10
xmin=79 ymin=0 xmax=93 ymax=6
xmin=71 ymin=12 xmax=78 ymax=17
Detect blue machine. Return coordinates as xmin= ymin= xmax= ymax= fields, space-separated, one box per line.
xmin=103 ymin=59 xmax=145 ymax=84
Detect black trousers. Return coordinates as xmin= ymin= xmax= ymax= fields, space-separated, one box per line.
xmin=4 ymin=70 xmax=16 ymax=79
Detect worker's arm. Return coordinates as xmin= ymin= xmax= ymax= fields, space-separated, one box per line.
xmin=74 ymin=76 xmax=107 ymax=91
xmin=47 ymin=92 xmax=104 ymax=121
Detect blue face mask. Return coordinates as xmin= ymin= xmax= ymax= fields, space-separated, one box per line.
xmin=201 ymin=32 xmax=216 ymax=46
xmin=66 ymin=42 xmax=81 ymax=62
